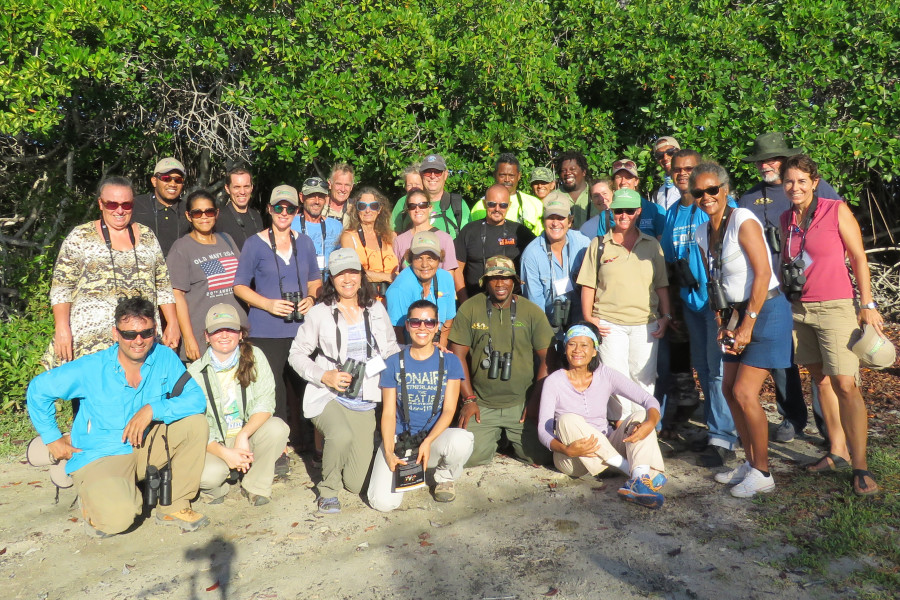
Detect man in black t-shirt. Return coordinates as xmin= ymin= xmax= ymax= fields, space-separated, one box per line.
xmin=216 ymin=167 xmax=263 ymax=250
xmin=454 ymin=184 xmax=535 ymax=302
xmin=131 ymin=157 xmax=188 ymax=256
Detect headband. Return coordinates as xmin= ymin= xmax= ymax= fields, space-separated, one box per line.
xmin=564 ymin=325 xmax=600 ymax=351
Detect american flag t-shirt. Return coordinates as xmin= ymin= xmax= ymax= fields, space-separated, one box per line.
xmin=200 ymin=256 xmax=239 ymax=292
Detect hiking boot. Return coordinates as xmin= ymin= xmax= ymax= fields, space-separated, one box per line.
xmin=274 ymin=453 xmax=291 ymax=477
xmin=156 ymin=508 xmax=210 ymax=532
xmin=774 ymin=420 xmax=796 ymax=443
xmin=317 ymin=496 xmax=341 ymax=514
xmin=697 ymin=445 xmax=735 ymax=468
xmin=241 ymin=487 xmax=270 ymax=506
xmin=729 ymin=468 xmax=775 ymax=498
xmin=618 ymin=474 xmax=666 ymax=509
xmin=433 ymin=482 xmax=456 ymax=503
xmin=714 ymin=460 xmax=751 ymax=485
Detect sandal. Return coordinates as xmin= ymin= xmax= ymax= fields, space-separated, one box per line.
xmin=806 ymin=452 xmax=850 ymax=473
xmin=852 ymin=469 xmax=880 ymax=497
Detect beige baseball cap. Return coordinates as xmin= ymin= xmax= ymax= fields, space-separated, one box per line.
xmin=270 ymin=184 xmax=299 ymax=206
xmin=154 ymin=157 xmax=186 ymax=175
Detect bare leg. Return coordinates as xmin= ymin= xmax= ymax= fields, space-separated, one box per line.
xmin=805 ymin=363 xmax=850 ymax=463
xmin=729 ymin=364 xmax=772 ymax=471
xmin=722 ymin=363 xmax=754 ymax=466
xmin=830 ymin=374 xmax=871 ymax=472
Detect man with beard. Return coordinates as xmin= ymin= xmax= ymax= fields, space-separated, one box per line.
xmin=216 ymin=167 xmax=263 ymax=250
xmin=449 ymin=256 xmax=554 ymax=467
xmin=132 ymin=157 xmax=188 ymax=256
xmin=454 ymin=184 xmax=535 ymax=302
xmin=651 ymin=136 xmax=682 ymax=211
xmin=557 ymin=151 xmax=592 ymax=228
xmin=321 ymin=163 xmax=355 ymax=227
xmin=292 ymin=176 xmax=343 ymax=281
xmin=738 ymin=132 xmax=839 ymax=444
xmin=470 ymin=154 xmax=544 ymax=235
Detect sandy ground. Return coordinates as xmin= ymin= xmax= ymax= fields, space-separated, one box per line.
xmin=0 ymin=404 xmax=855 ymax=600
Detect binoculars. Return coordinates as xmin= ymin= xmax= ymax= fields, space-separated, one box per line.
xmin=764 ymin=226 xmax=782 ymax=254
xmin=672 ymin=258 xmax=699 ymax=290
xmin=482 ymin=349 xmax=512 ymax=380
xmin=395 ymin=430 xmax=429 ymax=457
xmin=707 ymin=279 xmax=729 ymax=313
xmin=781 ymin=260 xmax=807 ymax=301
xmin=548 ymin=297 xmax=571 ymax=328
xmin=144 ymin=464 xmax=172 ymax=507
xmin=281 ymin=291 xmax=305 ymax=323
xmin=340 ymin=358 xmax=366 ymax=398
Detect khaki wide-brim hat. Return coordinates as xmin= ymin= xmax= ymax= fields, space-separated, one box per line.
xmin=851 ymin=324 xmax=896 ymax=370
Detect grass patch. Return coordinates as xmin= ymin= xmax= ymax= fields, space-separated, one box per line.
xmin=753 ymin=423 xmax=900 ymax=596
xmin=0 ymin=402 xmax=73 ymax=462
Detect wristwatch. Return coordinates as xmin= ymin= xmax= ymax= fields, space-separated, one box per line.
xmin=661 ymin=313 xmax=672 ymax=320
xmin=863 ymin=301 xmax=878 ymax=309
xmin=747 ymin=310 xmax=758 ymax=319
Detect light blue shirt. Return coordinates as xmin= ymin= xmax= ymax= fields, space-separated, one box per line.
xmin=521 ymin=229 xmax=591 ymax=318
xmin=291 ymin=215 xmax=342 ymax=275
xmin=26 ymin=344 xmax=206 ymax=474
xmin=579 ymin=198 xmax=666 ymax=239
xmin=385 ymin=267 xmax=457 ymax=329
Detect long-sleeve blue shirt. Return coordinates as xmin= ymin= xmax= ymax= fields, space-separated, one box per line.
xmin=27 ymin=344 xmax=206 ymax=474
xmin=521 ymin=230 xmax=591 ymax=318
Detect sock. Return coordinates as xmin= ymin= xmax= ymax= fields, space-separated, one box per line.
xmin=605 ymin=454 xmax=630 ymax=475
xmin=757 ymin=469 xmax=770 ymax=478
xmin=631 ymin=464 xmax=651 ymax=480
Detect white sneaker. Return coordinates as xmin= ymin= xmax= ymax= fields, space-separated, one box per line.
xmin=715 ymin=460 xmax=751 ymax=485
xmin=729 ymin=467 xmax=775 ymax=498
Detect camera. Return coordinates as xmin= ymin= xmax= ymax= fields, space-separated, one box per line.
xmin=706 ymin=279 xmax=729 ymax=312
xmin=395 ymin=430 xmax=428 ymax=457
xmin=781 ymin=259 xmax=807 ymax=301
xmin=281 ymin=291 xmax=304 ymax=323
xmin=764 ymin=226 xmax=782 ymax=254
xmin=549 ymin=297 xmax=571 ymax=328
xmin=672 ymin=258 xmax=699 ymax=290
xmin=144 ymin=464 xmax=172 ymax=507
xmin=339 ymin=358 xmax=366 ymax=398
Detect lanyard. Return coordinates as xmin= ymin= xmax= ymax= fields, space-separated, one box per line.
xmin=267 ymin=227 xmax=305 ymax=298
xmin=705 ymin=206 xmax=734 ymax=284
xmin=299 ymin=216 xmax=328 ymax=252
xmin=480 ymin=220 xmax=510 ymax=269
xmin=785 ymin=194 xmax=819 ymax=264
xmin=332 ymin=306 xmax=375 ymax=359
xmin=398 ymin=348 xmax=445 ymax=435
xmin=544 ymin=234 xmax=569 ymax=299
xmin=228 ymin=203 xmax=260 ymax=242
xmin=513 ymin=192 xmax=524 ymax=223
xmin=357 ymin=227 xmax=387 ymax=272
xmin=100 ymin=220 xmax=139 ymax=299
xmin=201 ymin=366 xmax=247 ymax=442
xmin=484 ymin=295 xmax=517 ymax=356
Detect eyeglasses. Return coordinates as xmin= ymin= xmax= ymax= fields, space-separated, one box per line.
xmin=612 ymin=160 xmax=637 ymax=172
xmin=189 ymin=208 xmax=218 ymax=218
xmin=304 ymin=177 xmax=327 ymax=188
xmin=272 ymin=204 xmax=298 ymax=214
xmin=102 ymin=200 xmax=134 ymax=211
xmin=407 ymin=318 xmax=438 ymax=329
xmin=116 ymin=327 xmax=155 ymax=341
xmin=407 ymin=201 xmax=430 ymax=211
xmin=357 ymin=201 xmax=381 ymax=212
xmin=653 ymin=148 xmax=677 ymax=160
xmin=486 ymin=201 xmax=509 ymax=209
xmin=613 ymin=208 xmax=638 ymax=216
xmin=690 ymin=185 xmax=721 ymax=198
xmin=672 ymin=165 xmax=695 ymax=174
xmin=156 ymin=173 xmax=185 ymax=184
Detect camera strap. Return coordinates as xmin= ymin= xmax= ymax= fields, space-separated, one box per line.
xmin=202 ymin=366 xmax=248 ymax=442
xmin=784 ymin=194 xmax=819 ymax=265
xmin=705 ymin=206 xmax=734 ymax=285
xmin=268 ymin=227 xmax=305 ymax=299
xmin=357 ymin=227 xmax=388 ymax=273
xmin=544 ymin=234 xmax=570 ymax=300
xmin=100 ymin=219 xmax=139 ymax=299
xmin=333 ymin=306 xmax=374 ymax=359
xmin=398 ymin=348 xmax=445 ymax=435
xmin=480 ymin=220 xmax=510 ymax=271
xmin=484 ymin=295 xmax=517 ymax=355
xmin=146 ymin=423 xmax=171 ymax=469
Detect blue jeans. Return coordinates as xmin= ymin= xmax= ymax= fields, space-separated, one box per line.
xmin=683 ymin=307 xmax=737 ymax=449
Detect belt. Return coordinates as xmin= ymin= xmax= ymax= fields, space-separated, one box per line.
xmin=731 ymin=287 xmax=781 ymax=312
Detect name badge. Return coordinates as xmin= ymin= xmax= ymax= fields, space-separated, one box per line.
xmin=366 ymin=355 xmax=387 ymax=377
xmin=553 ymin=277 xmax=573 ymax=296
xmin=317 ymin=255 xmax=326 ymax=270
xmin=799 ymin=251 xmax=813 ymax=271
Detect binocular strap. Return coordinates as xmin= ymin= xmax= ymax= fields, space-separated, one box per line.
xmin=398 ymin=348 xmax=445 ymax=436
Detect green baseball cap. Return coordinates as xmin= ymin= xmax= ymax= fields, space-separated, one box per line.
xmin=479 ymin=255 xmax=520 ymax=286
xmin=609 ymin=188 xmax=641 ymax=209
xmin=530 ymin=167 xmax=555 ymax=184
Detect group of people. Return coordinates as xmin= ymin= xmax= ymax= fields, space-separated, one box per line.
xmin=26 ymin=132 xmax=891 ymax=537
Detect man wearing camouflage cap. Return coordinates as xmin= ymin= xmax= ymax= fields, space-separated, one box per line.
xmin=449 ymin=255 xmax=554 ymax=467
xmin=132 ymin=157 xmax=188 ymax=256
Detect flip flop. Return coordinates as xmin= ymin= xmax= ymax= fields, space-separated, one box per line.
xmin=852 ymin=469 xmax=880 ymax=497
xmin=806 ymin=452 xmax=850 ymax=473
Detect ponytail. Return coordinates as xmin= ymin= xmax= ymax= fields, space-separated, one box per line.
xmin=235 ymin=328 xmax=257 ymax=388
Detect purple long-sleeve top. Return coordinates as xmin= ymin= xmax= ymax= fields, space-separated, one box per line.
xmin=537 ymin=366 xmax=661 ymax=449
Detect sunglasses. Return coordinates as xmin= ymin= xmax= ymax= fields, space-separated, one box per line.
xmin=304 ymin=177 xmax=327 ymax=188
xmin=407 ymin=201 xmax=430 ymax=211
xmin=156 ymin=173 xmax=185 ymax=184
xmin=653 ymin=148 xmax=677 ymax=160
xmin=486 ymin=201 xmax=509 ymax=209
xmin=357 ymin=201 xmax=381 ymax=212
xmin=189 ymin=208 xmax=218 ymax=218
xmin=612 ymin=160 xmax=637 ymax=172
xmin=272 ymin=204 xmax=298 ymax=214
xmin=102 ymin=200 xmax=134 ymax=211
xmin=690 ymin=185 xmax=722 ymax=198
xmin=407 ymin=318 xmax=438 ymax=329
xmin=116 ymin=327 xmax=155 ymax=341
xmin=613 ymin=208 xmax=638 ymax=216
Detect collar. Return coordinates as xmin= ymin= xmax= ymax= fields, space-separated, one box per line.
xmin=107 ymin=341 xmax=159 ymax=374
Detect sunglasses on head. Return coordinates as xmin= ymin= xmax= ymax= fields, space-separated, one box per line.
xmin=102 ymin=200 xmax=134 ymax=211
xmin=654 ymin=148 xmax=677 ymax=160
xmin=407 ymin=317 xmax=438 ymax=329
xmin=357 ymin=201 xmax=381 ymax=212
xmin=189 ymin=208 xmax=218 ymax=218
xmin=272 ymin=204 xmax=298 ymax=214
xmin=157 ymin=173 xmax=185 ymax=184
xmin=612 ymin=160 xmax=637 ymax=172
xmin=486 ymin=201 xmax=509 ymax=209
xmin=116 ymin=327 xmax=155 ymax=341
xmin=690 ymin=185 xmax=721 ymax=198
xmin=304 ymin=177 xmax=326 ymax=187
xmin=407 ymin=201 xmax=430 ymax=211
xmin=613 ymin=208 xmax=638 ymax=216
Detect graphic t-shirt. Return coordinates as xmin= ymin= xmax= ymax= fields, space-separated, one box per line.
xmin=214 ymin=367 xmax=244 ymax=438
xmin=380 ymin=348 xmax=464 ymax=435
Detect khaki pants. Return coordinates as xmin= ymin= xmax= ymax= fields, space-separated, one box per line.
xmin=71 ymin=414 xmax=208 ymax=534
xmin=553 ymin=412 xmax=664 ymax=478
xmin=200 ymin=417 xmax=290 ymax=499
xmin=311 ymin=401 xmax=376 ymax=498
xmin=466 ymin=402 xmax=552 ymax=467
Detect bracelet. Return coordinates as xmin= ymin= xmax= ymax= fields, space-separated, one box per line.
xmin=462 ymin=395 xmax=478 ymax=405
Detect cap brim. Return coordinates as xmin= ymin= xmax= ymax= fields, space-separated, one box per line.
xmin=741 ymin=148 xmax=801 ymax=163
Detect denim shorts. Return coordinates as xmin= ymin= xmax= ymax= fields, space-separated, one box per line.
xmin=723 ymin=292 xmax=792 ymax=369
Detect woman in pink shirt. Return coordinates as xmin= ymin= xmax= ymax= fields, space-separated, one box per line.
xmin=779 ymin=154 xmax=884 ymax=496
